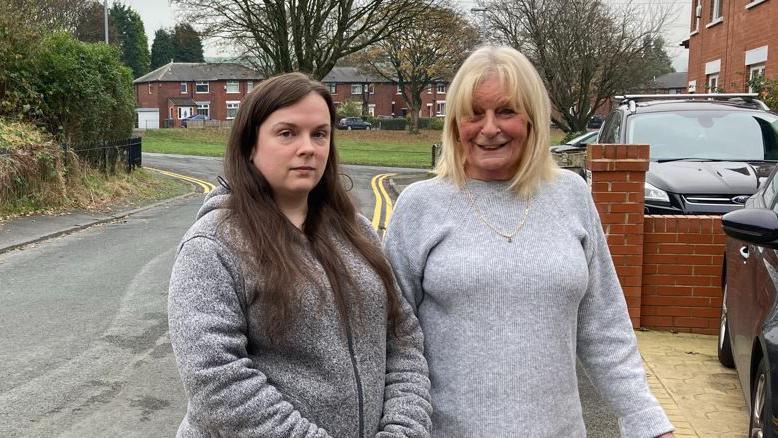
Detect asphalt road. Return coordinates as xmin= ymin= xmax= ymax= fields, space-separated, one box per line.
xmin=0 ymin=153 xmax=618 ymax=436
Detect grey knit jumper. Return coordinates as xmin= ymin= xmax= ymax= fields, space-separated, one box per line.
xmin=168 ymin=186 xmax=432 ymax=438
xmin=383 ymin=170 xmax=673 ymax=438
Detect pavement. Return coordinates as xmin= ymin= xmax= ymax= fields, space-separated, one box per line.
xmin=0 ymin=172 xmax=749 ymax=437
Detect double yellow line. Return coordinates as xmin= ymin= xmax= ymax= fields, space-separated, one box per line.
xmin=146 ymin=167 xmax=216 ymax=193
xmin=371 ymin=173 xmax=397 ymax=230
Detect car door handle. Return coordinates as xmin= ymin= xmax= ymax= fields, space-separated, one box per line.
xmin=740 ymin=246 xmax=750 ymax=260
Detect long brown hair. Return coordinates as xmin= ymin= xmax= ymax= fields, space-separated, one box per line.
xmin=224 ymin=72 xmax=400 ymax=339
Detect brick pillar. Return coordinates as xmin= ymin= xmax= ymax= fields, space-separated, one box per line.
xmin=586 ymin=144 xmax=650 ymax=328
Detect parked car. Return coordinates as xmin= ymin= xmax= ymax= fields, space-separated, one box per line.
xmin=337 ymin=117 xmax=372 ymax=130
xmin=719 ymin=166 xmax=778 ymax=437
xmin=181 ymin=114 xmax=209 ymax=128
xmin=593 ymin=94 xmax=778 ymax=214
xmin=549 ymin=130 xmax=598 ymax=154
xmin=587 ymin=114 xmax=605 ymax=129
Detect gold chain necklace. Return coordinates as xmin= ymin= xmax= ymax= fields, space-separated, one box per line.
xmin=462 ymin=185 xmax=531 ymax=243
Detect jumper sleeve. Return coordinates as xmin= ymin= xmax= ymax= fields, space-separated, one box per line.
xmin=355 ymin=215 xmax=432 ymax=438
xmin=575 ymin=190 xmax=674 ymax=438
xmin=382 ymin=192 xmax=426 ymax=314
xmin=168 ymin=236 xmax=332 ymax=438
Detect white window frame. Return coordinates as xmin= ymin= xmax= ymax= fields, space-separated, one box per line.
xmin=427 ymin=84 xmax=432 ymax=94
xmin=427 ymin=103 xmax=433 ymax=117
xmin=327 ymin=83 xmax=337 ymax=94
xmin=226 ymin=81 xmax=240 ymax=94
xmin=351 ymin=84 xmax=363 ymax=95
xmin=436 ymin=83 xmax=446 ymax=94
xmin=180 ymin=82 xmax=187 ymax=94
xmin=368 ymin=104 xmax=375 ymax=117
xmin=195 ymin=81 xmax=209 ymax=93
xmin=692 ymin=0 xmax=701 ymax=33
xmin=196 ymin=102 xmax=210 ymax=118
xmin=688 ymin=80 xmax=697 ymax=93
xmin=746 ymin=0 xmax=768 ymax=9
xmin=708 ymin=0 xmax=723 ymax=25
xmin=435 ymin=100 xmax=446 ymax=116
xmin=368 ymin=84 xmax=375 ymax=95
xmin=247 ymin=81 xmax=254 ymax=92
xmin=226 ymin=101 xmax=240 ymax=120
xmin=748 ymin=64 xmax=766 ymax=93
xmin=148 ymin=83 xmax=152 ymax=94
xmin=396 ymin=84 xmax=402 ymax=94
xmin=706 ymin=73 xmax=720 ymax=92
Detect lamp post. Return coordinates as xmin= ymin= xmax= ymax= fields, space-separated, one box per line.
xmin=470 ymin=7 xmax=488 ymax=41
xmin=104 ymin=0 xmax=109 ymax=43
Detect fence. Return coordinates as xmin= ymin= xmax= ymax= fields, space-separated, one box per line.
xmin=182 ymin=119 xmax=233 ymax=129
xmin=61 ymin=137 xmax=142 ymax=174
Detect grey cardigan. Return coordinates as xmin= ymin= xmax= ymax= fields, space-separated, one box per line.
xmin=168 ymin=187 xmax=431 ymax=438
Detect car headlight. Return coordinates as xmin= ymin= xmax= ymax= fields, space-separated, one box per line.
xmin=644 ymin=182 xmax=670 ymax=203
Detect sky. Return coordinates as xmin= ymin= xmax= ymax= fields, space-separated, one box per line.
xmin=126 ymin=0 xmax=692 ymax=72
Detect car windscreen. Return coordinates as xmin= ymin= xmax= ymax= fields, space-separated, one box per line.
xmin=626 ymin=110 xmax=778 ymax=161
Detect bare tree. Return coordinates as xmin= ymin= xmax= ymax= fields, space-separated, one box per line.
xmin=0 ymin=0 xmax=95 ymax=33
xmin=479 ymin=0 xmax=673 ymax=133
xmin=172 ymin=0 xmax=433 ymax=80
xmin=355 ymin=5 xmax=479 ymax=132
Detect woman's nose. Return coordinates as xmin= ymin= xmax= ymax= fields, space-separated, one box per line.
xmin=297 ymin=135 xmax=316 ymax=155
xmin=480 ymin=112 xmax=500 ymax=136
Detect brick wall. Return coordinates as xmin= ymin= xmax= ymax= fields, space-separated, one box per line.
xmin=642 ymin=216 xmax=726 ymax=335
xmin=135 ymin=79 xmax=256 ymax=124
xmin=587 ymin=143 xmax=727 ymax=335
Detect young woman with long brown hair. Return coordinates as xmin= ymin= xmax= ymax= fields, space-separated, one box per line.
xmin=168 ymin=72 xmax=431 ymax=438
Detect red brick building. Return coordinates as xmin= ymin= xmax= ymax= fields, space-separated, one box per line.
xmin=685 ymin=0 xmax=777 ymax=93
xmin=133 ymin=62 xmax=264 ymax=128
xmin=321 ymin=67 xmax=449 ymax=118
xmin=133 ymin=63 xmax=450 ymax=128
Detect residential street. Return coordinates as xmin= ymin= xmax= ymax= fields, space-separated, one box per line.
xmin=0 ymin=154 xmax=617 ymax=436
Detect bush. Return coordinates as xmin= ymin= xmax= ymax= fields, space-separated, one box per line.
xmin=337 ymin=100 xmax=362 ymax=118
xmin=0 ymin=13 xmax=43 ymax=121
xmin=417 ymin=117 xmax=444 ymax=130
xmin=749 ymin=76 xmax=778 ymax=111
xmin=377 ymin=118 xmax=408 ymax=131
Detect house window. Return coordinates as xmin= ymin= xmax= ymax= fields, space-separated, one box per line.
xmin=427 ymin=103 xmax=433 ymax=117
xmin=692 ymin=0 xmax=701 ymax=32
xmin=351 ymin=84 xmax=363 ymax=95
xmin=196 ymin=81 xmax=209 ymax=93
xmin=196 ymin=102 xmax=210 ymax=118
xmin=247 ymin=81 xmax=254 ymax=91
xmin=706 ymin=74 xmax=720 ymax=92
xmin=368 ymin=104 xmax=375 ymax=117
xmin=180 ymin=82 xmax=187 ymax=94
xmin=688 ymin=80 xmax=697 ymax=93
xmin=327 ymin=83 xmax=337 ymax=94
xmin=709 ymin=0 xmax=722 ymax=22
xmin=748 ymin=64 xmax=766 ymax=93
xmin=436 ymin=101 xmax=446 ymax=116
xmin=436 ymin=83 xmax=446 ymax=93
xmin=396 ymin=84 xmax=402 ymax=94
xmin=368 ymin=84 xmax=375 ymax=94
xmin=226 ymin=101 xmax=240 ymax=119
xmin=427 ymin=84 xmax=432 ymax=94
xmin=226 ymin=81 xmax=239 ymax=93
xmin=148 ymin=83 xmax=152 ymax=94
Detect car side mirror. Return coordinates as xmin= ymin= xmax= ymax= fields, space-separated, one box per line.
xmin=722 ymin=208 xmax=778 ymax=248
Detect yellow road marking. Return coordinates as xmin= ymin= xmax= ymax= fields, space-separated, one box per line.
xmin=370 ymin=174 xmax=383 ymax=229
xmin=146 ymin=167 xmax=215 ymax=193
xmin=370 ymin=173 xmax=398 ymax=230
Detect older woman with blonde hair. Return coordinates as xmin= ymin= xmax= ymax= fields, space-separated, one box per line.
xmin=384 ymin=46 xmax=675 ymax=437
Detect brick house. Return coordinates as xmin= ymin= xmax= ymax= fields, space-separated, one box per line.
xmin=133 ymin=62 xmax=264 ymax=128
xmin=684 ymin=0 xmax=776 ymax=93
xmin=320 ymin=67 xmax=450 ymax=118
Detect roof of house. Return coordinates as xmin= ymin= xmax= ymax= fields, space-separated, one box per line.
xmin=168 ymin=97 xmax=197 ymax=106
xmin=134 ymin=62 xmax=264 ymax=83
xmin=321 ymin=67 xmax=392 ymax=83
xmin=650 ymin=71 xmax=688 ymax=90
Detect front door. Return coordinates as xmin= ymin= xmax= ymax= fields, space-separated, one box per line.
xmin=178 ymin=106 xmax=191 ymax=120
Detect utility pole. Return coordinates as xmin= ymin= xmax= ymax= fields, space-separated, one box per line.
xmin=470 ymin=7 xmax=488 ymax=41
xmin=104 ymin=0 xmax=109 ymax=43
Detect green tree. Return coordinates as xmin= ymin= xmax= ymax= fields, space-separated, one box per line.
xmin=109 ymin=3 xmax=150 ymax=78
xmin=150 ymin=28 xmax=175 ymax=69
xmin=337 ymin=100 xmax=362 ymax=118
xmin=173 ymin=23 xmax=204 ymax=63
xmin=74 ymin=1 xmax=117 ymax=43
xmin=0 ymin=10 xmax=43 ymax=120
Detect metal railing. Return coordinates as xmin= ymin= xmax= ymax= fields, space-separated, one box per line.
xmin=61 ymin=137 xmax=142 ymax=173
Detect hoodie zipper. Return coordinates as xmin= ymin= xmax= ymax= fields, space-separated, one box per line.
xmin=344 ymin=321 xmax=365 ymax=438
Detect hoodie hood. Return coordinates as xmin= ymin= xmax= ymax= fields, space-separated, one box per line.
xmin=196 ymin=184 xmax=231 ymax=221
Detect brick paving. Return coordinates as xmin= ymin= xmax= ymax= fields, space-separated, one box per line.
xmin=636 ymin=330 xmax=748 ymax=437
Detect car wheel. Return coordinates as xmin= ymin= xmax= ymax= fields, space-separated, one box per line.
xmin=750 ymin=356 xmax=772 ymax=438
xmin=718 ymin=283 xmax=735 ymax=368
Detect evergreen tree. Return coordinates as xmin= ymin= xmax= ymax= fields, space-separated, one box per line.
xmin=173 ymin=23 xmax=204 ymax=63
xmin=109 ymin=3 xmax=150 ymax=78
xmin=150 ymin=28 xmax=175 ymax=69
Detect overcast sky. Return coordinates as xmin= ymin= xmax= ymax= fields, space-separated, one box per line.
xmin=127 ymin=0 xmax=691 ymax=72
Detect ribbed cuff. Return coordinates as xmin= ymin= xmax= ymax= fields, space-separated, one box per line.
xmin=618 ymin=405 xmax=674 ymax=438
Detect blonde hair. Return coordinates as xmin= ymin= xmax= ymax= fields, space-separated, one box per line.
xmin=435 ymin=46 xmax=558 ymax=197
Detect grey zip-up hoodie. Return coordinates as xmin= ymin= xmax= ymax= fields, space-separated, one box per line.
xmin=168 ymin=186 xmax=432 ymax=438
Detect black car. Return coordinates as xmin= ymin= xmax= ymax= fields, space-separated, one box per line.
xmin=337 ymin=117 xmax=372 ymax=130
xmin=587 ymin=114 xmax=605 ymax=129
xmin=593 ymin=94 xmax=778 ymax=214
xmin=720 ymin=165 xmax=778 ymax=437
